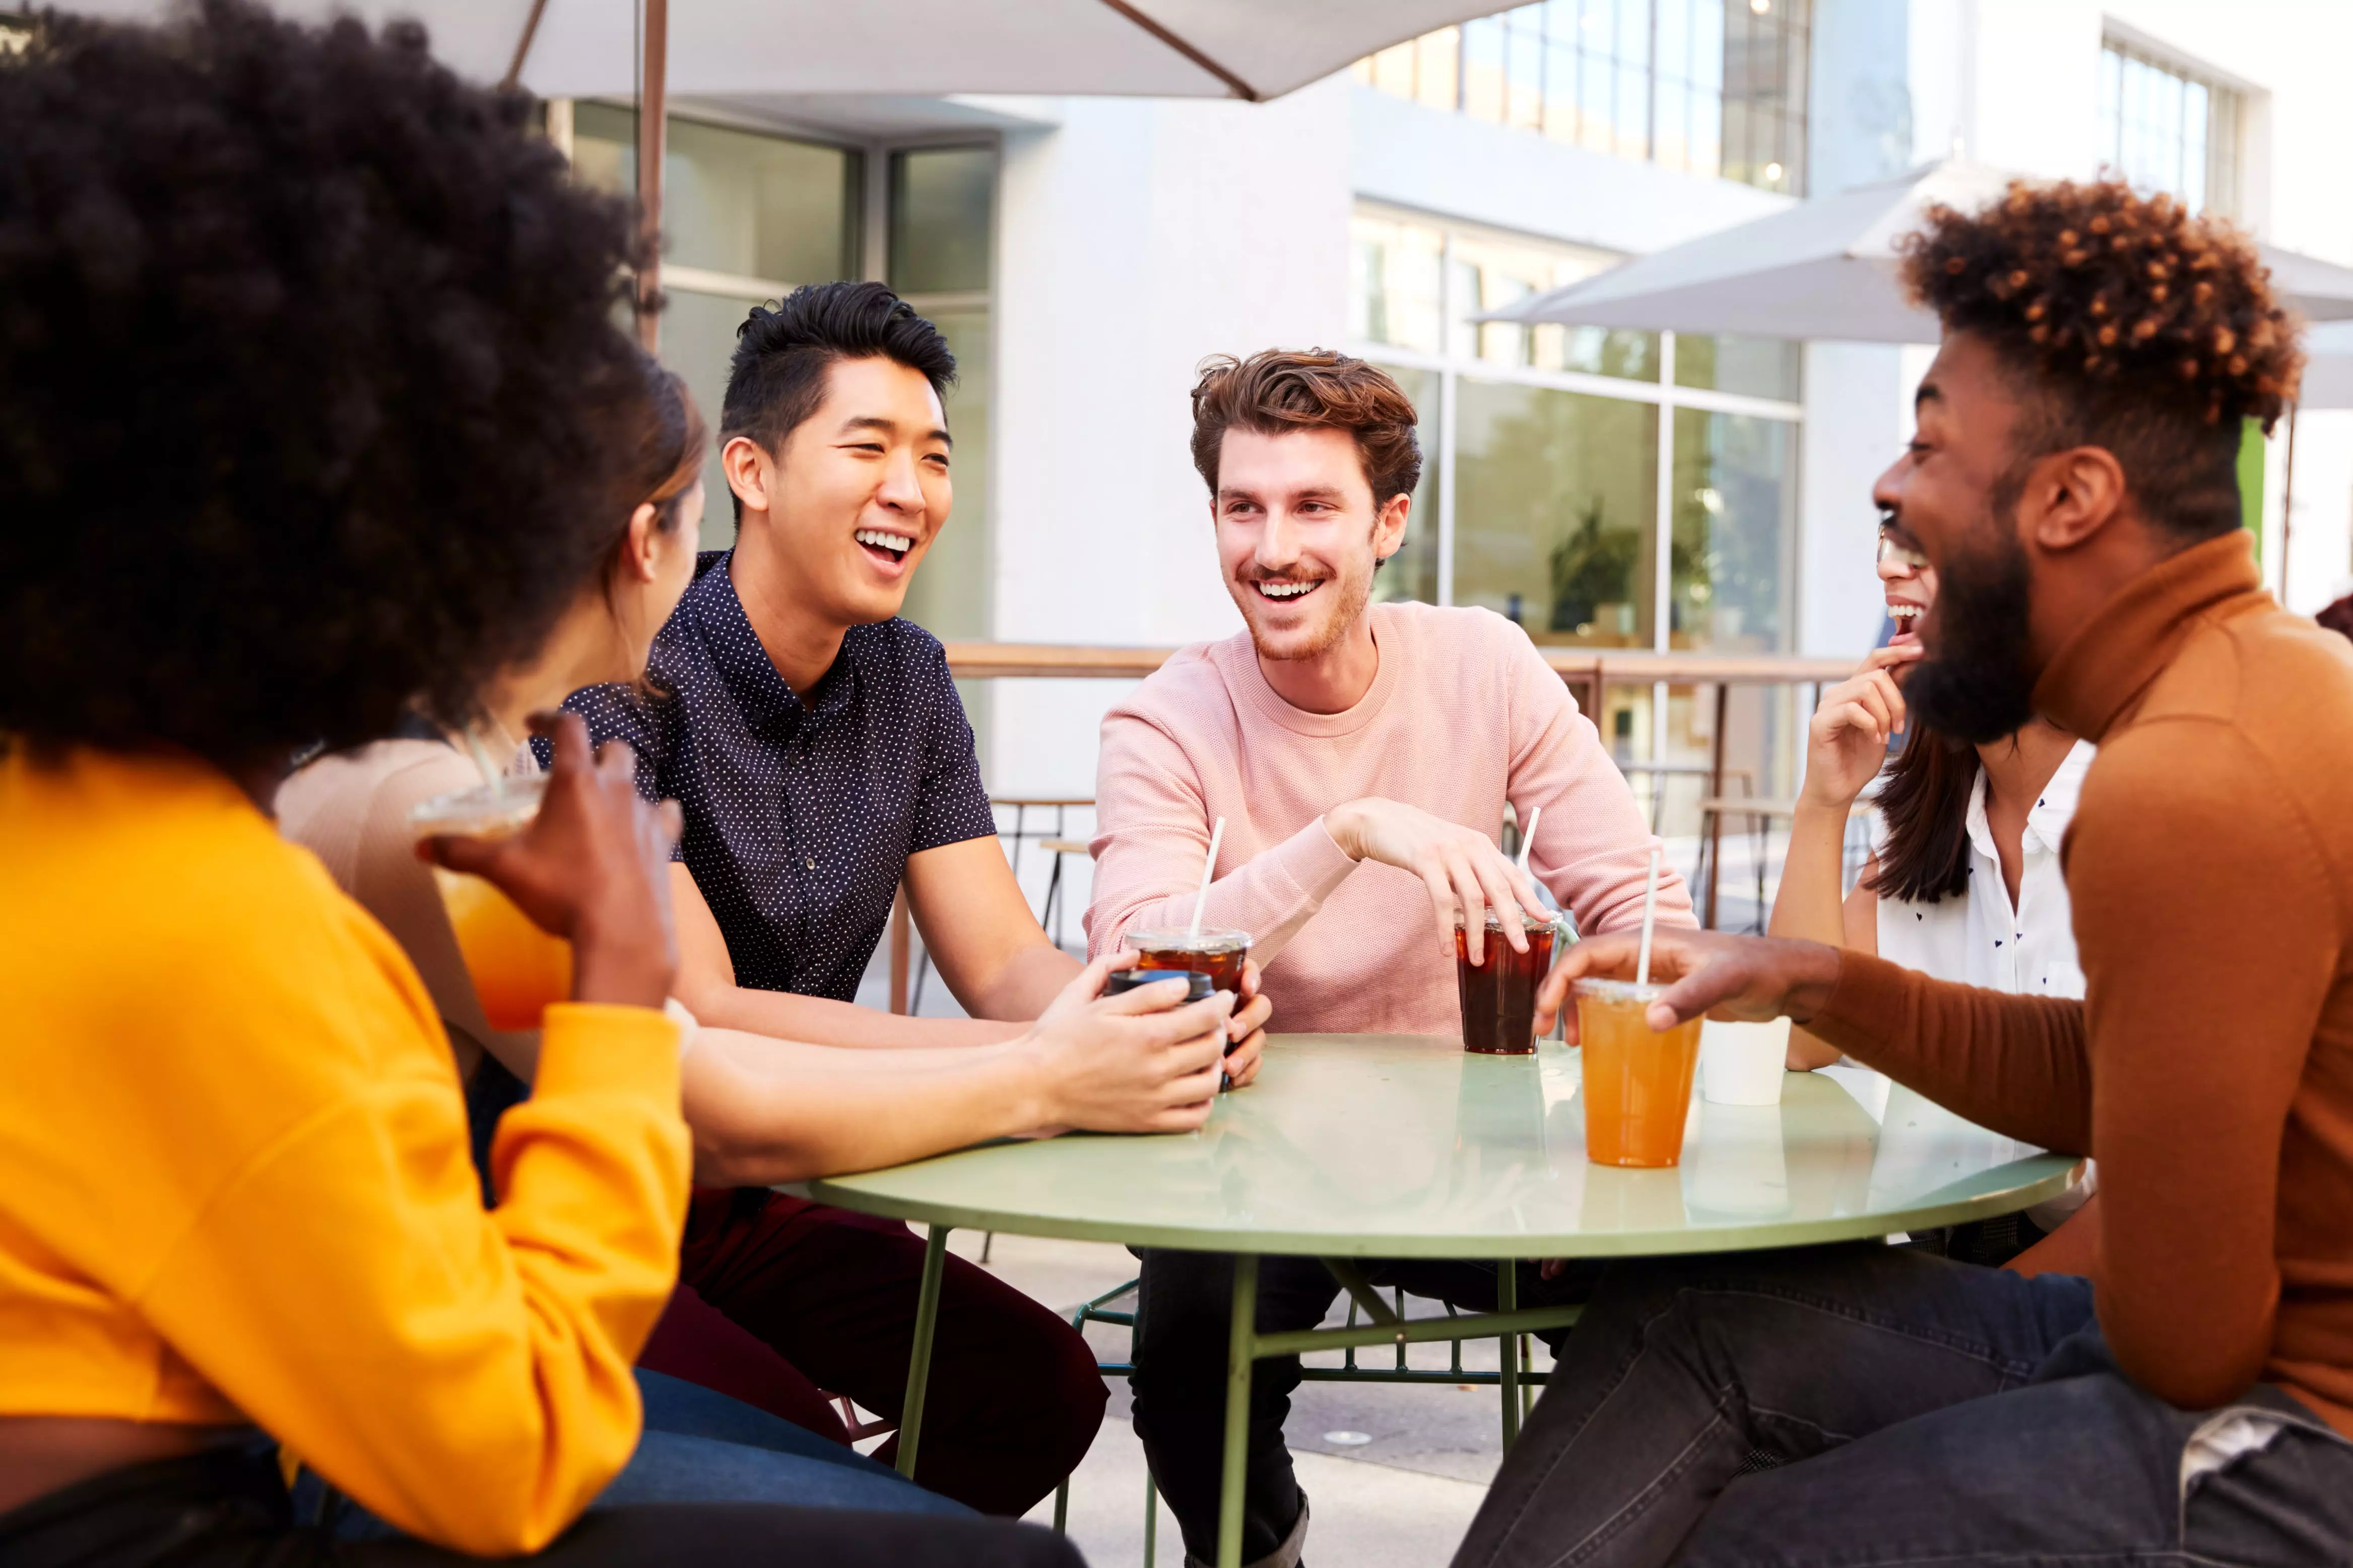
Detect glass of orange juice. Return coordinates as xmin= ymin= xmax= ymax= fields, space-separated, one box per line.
xmin=1574 ymin=978 xmax=1704 ymax=1168
xmin=408 ymin=776 xmax=571 ymax=1031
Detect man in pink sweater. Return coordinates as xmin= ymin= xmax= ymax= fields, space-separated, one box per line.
xmin=1085 ymin=349 xmax=1692 ymax=1568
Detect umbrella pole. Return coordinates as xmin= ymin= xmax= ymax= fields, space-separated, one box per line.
xmin=634 ymin=0 xmax=668 ymax=353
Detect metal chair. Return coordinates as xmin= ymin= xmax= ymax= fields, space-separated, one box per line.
xmin=1049 ymin=1275 xmax=1552 ymax=1563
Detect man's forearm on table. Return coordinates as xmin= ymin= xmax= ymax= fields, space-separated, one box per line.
xmin=682 ymin=979 xmax=1024 ymax=1049
xmin=955 ymin=939 xmax=1084 ymax=1022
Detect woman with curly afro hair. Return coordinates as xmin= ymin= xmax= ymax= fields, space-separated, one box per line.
xmin=0 ymin=6 xmax=1073 ymax=1567
xmin=1466 ymin=177 xmax=2353 ymax=1568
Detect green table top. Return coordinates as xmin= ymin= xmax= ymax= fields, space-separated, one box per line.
xmin=804 ymin=1034 xmax=2080 ymax=1259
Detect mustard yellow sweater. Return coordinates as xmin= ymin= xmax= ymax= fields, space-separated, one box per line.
xmin=0 ymin=747 xmax=690 ymax=1552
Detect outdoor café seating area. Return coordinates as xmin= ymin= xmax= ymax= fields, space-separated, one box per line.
xmin=9 ymin=3 xmax=2353 ymax=1567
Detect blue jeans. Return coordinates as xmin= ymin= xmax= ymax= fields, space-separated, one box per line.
xmin=316 ymin=1370 xmax=962 ymax=1537
xmin=1453 ymin=1245 xmax=2353 ymax=1567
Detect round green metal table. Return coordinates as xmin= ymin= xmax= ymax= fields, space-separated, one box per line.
xmin=804 ymin=1033 xmax=2078 ymax=1567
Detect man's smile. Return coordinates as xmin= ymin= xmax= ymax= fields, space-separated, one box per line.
xmin=854 ymin=527 xmax=914 ymax=567
xmin=1251 ymin=577 xmax=1323 ymax=602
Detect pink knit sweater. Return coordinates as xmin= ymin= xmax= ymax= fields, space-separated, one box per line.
xmin=1086 ymin=602 xmax=1695 ymax=1037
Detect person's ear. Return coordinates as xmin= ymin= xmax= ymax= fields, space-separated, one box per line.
xmin=623 ymin=502 xmax=662 ymax=584
xmin=1373 ymin=490 xmax=1411 ymax=563
xmin=2019 ymin=446 xmax=2127 ymax=554
xmin=723 ymin=435 xmax=773 ymax=518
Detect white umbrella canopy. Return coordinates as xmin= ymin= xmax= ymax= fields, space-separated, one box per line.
xmin=58 ymin=0 xmax=1502 ymax=101
xmin=1484 ymin=157 xmax=2353 ymax=341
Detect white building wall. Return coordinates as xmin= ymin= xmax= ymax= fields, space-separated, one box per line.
xmin=987 ymin=79 xmax=1352 ymax=800
xmin=1958 ymin=0 xmax=2353 ymax=611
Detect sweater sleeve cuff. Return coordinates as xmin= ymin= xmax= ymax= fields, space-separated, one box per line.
xmin=1270 ymin=818 xmax=1360 ymax=908
xmin=533 ymin=1002 xmax=685 ymax=1103
xmin=1805 ymin=950 xmax=1913 ymax=1062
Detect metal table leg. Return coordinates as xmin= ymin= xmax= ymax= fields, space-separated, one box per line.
xmin=1215 ymin=1253 xmax=1259 ymax=1568
xmin=1497 ymin=1262 xmax=1521 ymax=1451
xmin=895 ymin=1223 xmax=951 ymax=1480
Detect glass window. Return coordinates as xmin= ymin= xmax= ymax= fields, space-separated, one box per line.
xmin=2098 ymin=39 xmax=2239 ymax=217
xmin=1449 ymin=231 xmax=1658 ymax=381
xmin=890 ymin=147 xmax=994 ymax=296
xmin=658 ymin=289 xmax=757 ymax=552
xmin=1670 ymin=408 xmax=1794 ymax=652
xmin=1350 ymin=214 xmax=1446 ymax=353
xmin=1673 ymin=334 xmax=1801 ymax=400
xmin=574 ymin=104 xmax=860 ymax=286
xmin=1353 ymin=0 xmax=1806 ymax=195
xmin=1368 ymin=365 xmax=1444 ymax=609
xmin=1454 ymin=379 xmax=1658 ymax=648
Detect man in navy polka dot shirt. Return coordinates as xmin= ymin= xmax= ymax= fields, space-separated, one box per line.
xmin=563 ymin=282 xmax=1269 ymax=1517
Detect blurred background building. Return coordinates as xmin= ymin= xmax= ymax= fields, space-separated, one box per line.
xmin=547 ymin=0 xmax=2353 ymax=879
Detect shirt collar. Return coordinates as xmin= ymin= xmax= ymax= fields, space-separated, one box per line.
xmin=2033 ymin=530 xmax=2270 ymax=742
xmin=686 ymin=551 xmax=801 ymax=735
xmin=685 ymin=551 xmax=868 ymax=736
xmin=1962 ymin=736 xmax=2097 ymax=866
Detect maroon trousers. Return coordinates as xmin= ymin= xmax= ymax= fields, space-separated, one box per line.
xmin=638 ymin=1189 xmax=1107 ymax=1517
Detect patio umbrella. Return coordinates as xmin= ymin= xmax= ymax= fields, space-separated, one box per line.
xmin=59 ymin=0 xmax=1501 ymax=101
xmin=1481 ymin=157 xmax=2353 ymax=339
xmin=60 ymin=0 xmax=1499 ymax=347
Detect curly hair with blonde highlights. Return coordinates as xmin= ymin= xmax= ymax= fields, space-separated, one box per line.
xmin=1899 ymin=178 xmax=2305 ymax=539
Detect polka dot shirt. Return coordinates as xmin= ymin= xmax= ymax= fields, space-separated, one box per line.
xmin=555 ymin=551 xmax=995 ymax=1002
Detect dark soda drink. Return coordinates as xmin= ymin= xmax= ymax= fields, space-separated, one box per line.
xmin=1455 ymin=911 xmax=1558 ymax=1055
xmin=1104 ymin=966 xmax=1234 ymax=1092
xmin=1123 ymin=927 xmax=1250 ymax=994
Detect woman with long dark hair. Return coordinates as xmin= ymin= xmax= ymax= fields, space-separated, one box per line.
xmin=1768 ymin=512 xmax=2094 ymax=1256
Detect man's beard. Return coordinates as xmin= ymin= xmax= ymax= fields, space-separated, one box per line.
xmin=1907 ymin=516 xmax=2038 ymax=745
xmin=1247 ymin=566 xmax=1374 ymax=663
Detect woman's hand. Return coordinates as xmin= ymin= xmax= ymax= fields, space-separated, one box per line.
xmin=1222 ymin=958 xmax=1273 ymax=1090
xmin=1022 ymin=953 xmax=1233 ymax=1133
xmin=1324 ymin=796 xmax=1550 ymax=963
xmin=421 ymin=712 xmax=681 ymax=1011
xmin=1798 ymin=643 xmax=1924 ymax=811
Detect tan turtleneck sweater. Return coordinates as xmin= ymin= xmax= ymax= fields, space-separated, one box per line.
xmin=1810 ymin=530 xmax=2353 ymax=1437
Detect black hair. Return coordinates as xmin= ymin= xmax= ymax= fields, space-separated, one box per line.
xmin=719 ymin=281 xmax=957 ymax=519
xmin=0 ymin=0 xmax=647 ymax=773
xmin=1867 ymin=727 xmax=1980 ymax=904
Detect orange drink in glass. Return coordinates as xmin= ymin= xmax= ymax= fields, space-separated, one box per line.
xmin=409 ymin=776 xmax=571 ymax=1032
xmin=1575 ymin=978 xmax=1704 ymax=1168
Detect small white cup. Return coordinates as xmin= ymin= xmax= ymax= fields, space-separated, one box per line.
xmin=1700 ymin=1016 xmax=1791 ymax=1106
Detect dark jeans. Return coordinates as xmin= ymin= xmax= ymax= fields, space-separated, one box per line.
xmin=1130 ymin=1249 xmax=1600 ymax=1566
xmin=676 ymin=1188 xmax=1109 ymax=1516
xmin=0 ymin=1443 xmax=1081 ymax=1568
xmin=300 ymin=1369 xmax=964 ymax=1538
xmin=1453 ymin=1244 xmax=2353 ymax=1568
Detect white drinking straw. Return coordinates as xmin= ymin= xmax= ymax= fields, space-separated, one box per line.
xmin=1634 ymin=845 xmax=1663 ymax=987
xmin=1188 ymin=816 xmax=1227 ymax=941
xmin=462 ymin=723 xmax=506 ymax=797
xmin=1515 ymin=805 xmax=1541 ymax=874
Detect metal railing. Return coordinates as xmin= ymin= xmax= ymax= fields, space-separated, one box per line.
xmin=885 ymin=646 xmax=1857 ymax=1009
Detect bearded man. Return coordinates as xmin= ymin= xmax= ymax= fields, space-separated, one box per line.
xmin=1084 ymin=349 xmax=1688 ymax=1568
xmin=1456 ymin=181 xmax=2353 ymax=1568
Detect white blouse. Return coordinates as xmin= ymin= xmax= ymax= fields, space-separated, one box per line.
xmin=1864 ymin=738 xmax=2097 ymax=1226
xmin=1875 ymin=739 xmax=2095 ymax=998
